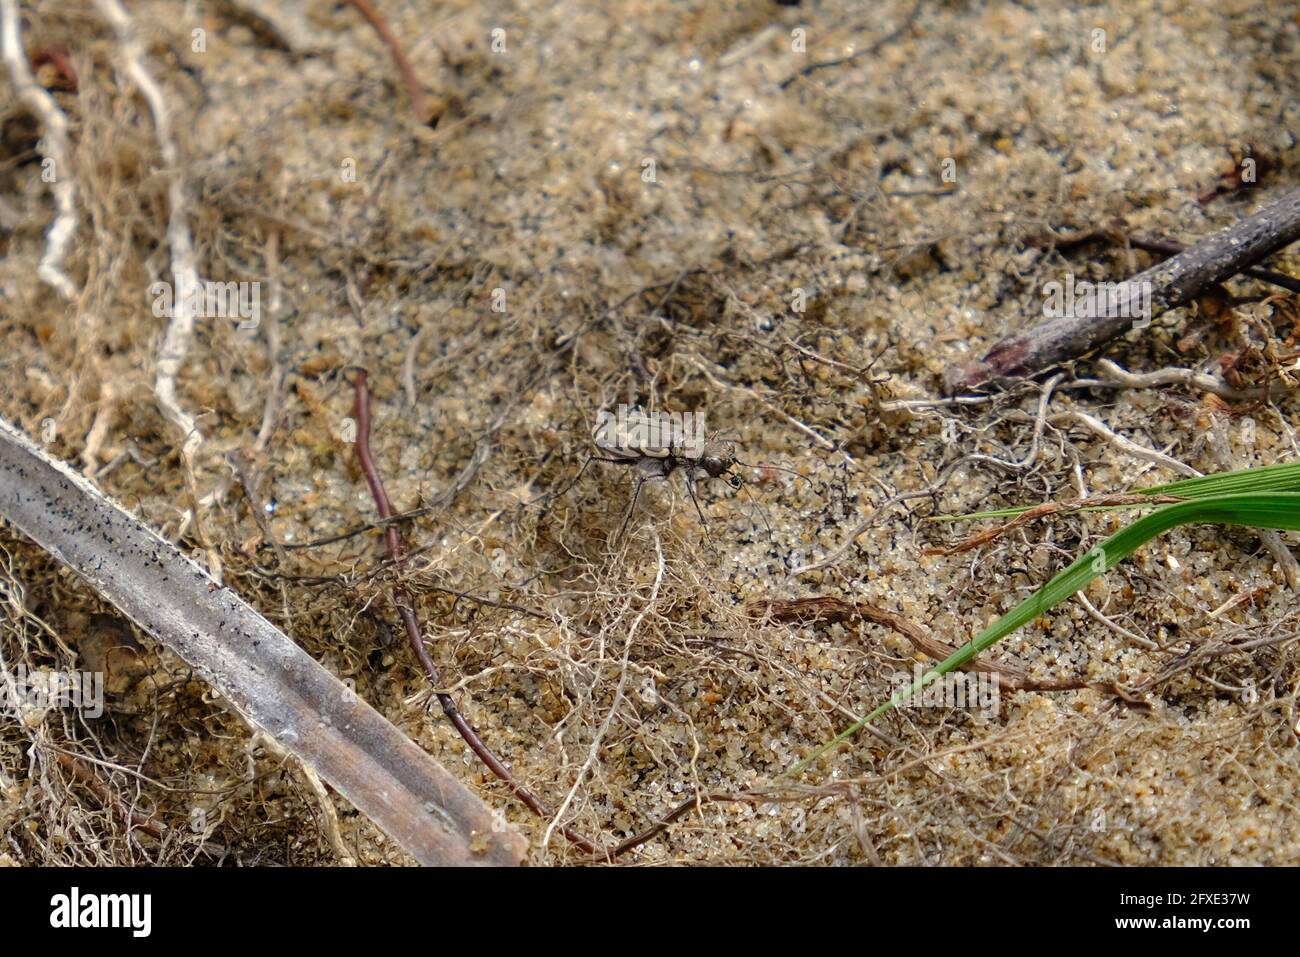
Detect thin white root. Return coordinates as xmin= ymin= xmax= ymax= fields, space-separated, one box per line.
xmin=879 ymin=394 xmax=995 ymax=412
xmin=684 ymin=352 xmax=836 ymax=450
xmin=252 ymin=731 xmax=357 ymax=867
xmin=94 ymin=0 xmax=220 ymax=575
xmin=0 ymin=0 xmax=78 ymax=299
xmin=795 ymin=376 xmax=1062 ymax=575
xmin=81 ymin=379 xmax=117 ymax=475
xmin=1047 ymin=409 xmax=1201 ymax=479
xmin=1075 ymin=591 xmax=1157 ymax=650
xmin=1092 ymin=358 xmax=1290 ymax=402
xmin=94 ymin=0 xmax=202 ymax=463
xmin=253 ymin=228 xmax=284 ymax=454
xmin=541 ymin=531 xmax=666 ymax=853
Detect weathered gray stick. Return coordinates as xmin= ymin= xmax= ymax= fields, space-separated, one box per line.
xmin=945 ymin=186 xmax=1300 ymax=393
xmin=0 ymin=414 xmax=526 ymax=866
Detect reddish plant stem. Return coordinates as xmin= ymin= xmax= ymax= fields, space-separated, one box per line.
xmin=920 ymin=493 xmax=1186 ymax=556
xmin=599 ymin=792 xmax=757 ymax=860
xmin=350 ymin=370 xmax=598 ymax=854
xmin=350 ymin=371 xmax=796 ymax=861
xmin=55 ymin=751 xmax=165 ymax=841
xmin=346 ymin=0 xmax=435 ymax=125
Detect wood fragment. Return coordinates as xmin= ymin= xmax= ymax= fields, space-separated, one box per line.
xmin=1125 ymin=235 xmax=1300 ymax=294
xmin=946 ymin=187 xmax=1300 ymax=393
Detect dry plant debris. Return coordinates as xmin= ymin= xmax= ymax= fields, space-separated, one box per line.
xmin=945 ymin=186 xmax=1300 ymax=392
xmin=1 ymin=0 xmax=1299 ymax=866
xmin=0 ymin=413 xmax=524 ymax=865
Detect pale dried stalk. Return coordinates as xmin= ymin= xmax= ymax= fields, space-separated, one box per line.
xmin=94 ymin=0 xmax=201 ymax=461
xmin=0 ymin=0 xmax=78 ymax=298
xmin=1001 ymin=407 xmax=1201 ymax=479
xmin=0 ymin=414 xmax=526 ymax=865
xmin=93 ymin=0 xmax=219 ymax=571
xmin=1091 ymin=358 xmax=1287 ymax=402
xmin=253 ymin=730 xmax=356 ymax=866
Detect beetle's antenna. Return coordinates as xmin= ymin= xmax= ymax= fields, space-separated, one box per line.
xmin=736 ymin=478 xmax=774 ymax=540
xmin=734 ymin=458 xmax=815 ymax=489
xmin=684 ymin=471 xmax=711 ymax=535
xmin=525 ymin=453 xmax=639 ymax=508
xmin=523 ymin=454 xmax=594 ymax=508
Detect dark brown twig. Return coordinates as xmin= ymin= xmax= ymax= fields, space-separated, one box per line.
xmin=747 ymin=597 xmax=1143 ymax=699
xmin=1125 ymin=235 xmax=1300 ymax=294
xmin=1031 ymin=227 xmax=1300 ymax=294
xmin=946 ymin=187 xmax=1300 ymax=393
xmin=346 ymin=0 xmax=435 ymax=125
xmin=600 ymin=790 xmax=791 ymax=859
xmin=921 ymin=493 xmax=1185 ymax=556
xmin=350 ymin=370 xmax=599 ymax=854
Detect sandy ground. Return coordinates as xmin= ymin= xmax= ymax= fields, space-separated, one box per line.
xmin=1 ymin=0 xmax=1299 ymax=865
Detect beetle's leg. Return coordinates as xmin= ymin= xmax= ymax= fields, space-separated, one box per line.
xmin=524 ymin=454 xmax=629 ymax=508
xmin=685 ymin=468 xmax=709 ymax=528
xmin=737 ymin=480 xmax=774 ymax=540
xmin=613 ymin=475 xmax=646 ymax=547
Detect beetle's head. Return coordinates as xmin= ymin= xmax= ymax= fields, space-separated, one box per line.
xmin=699 ymin=441 xmax=737 ymax=478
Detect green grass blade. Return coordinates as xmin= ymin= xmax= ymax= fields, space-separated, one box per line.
xmin=1153 ymin=459 xmax=1300 ymax=497
xmin=788 ymin=490 xmax=1300 ymax=777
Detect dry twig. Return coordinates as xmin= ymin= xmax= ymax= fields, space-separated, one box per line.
xmin=93 ymin=0 xmax=219 ymax=574
xmin=920 ymin=493 xmax=1184 ymax=557
xmin=946 ymin=187 xmax=1300 ymax=392
xmin=350 ymin=369 xmax=601 ymax=854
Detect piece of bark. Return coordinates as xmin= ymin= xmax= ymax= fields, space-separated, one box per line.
xmin=946 ymin=187 xmax=1300 ymax=393
xmin=0 ymin=415 xmax=525 ymax=866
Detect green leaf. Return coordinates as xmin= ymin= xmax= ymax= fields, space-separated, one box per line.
xmin=789 ymin=489 xmax=1300 ymax=777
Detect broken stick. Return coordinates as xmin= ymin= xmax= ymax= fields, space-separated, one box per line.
xmin=945 ymin=186 xmax=1300 ymax=393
